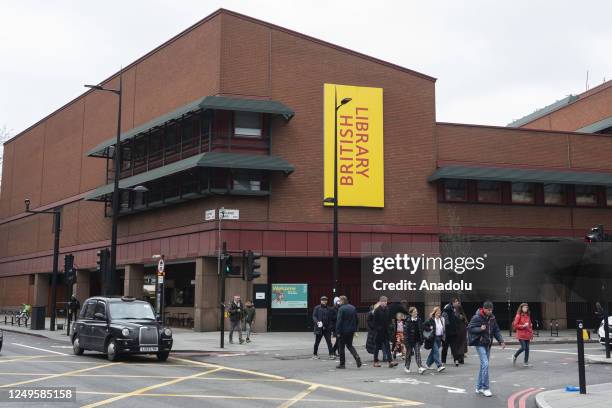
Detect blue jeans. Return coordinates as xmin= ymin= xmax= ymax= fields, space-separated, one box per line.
xmin=475 ymin=346 xmax=490 ymax=390
xmin=514 ymin=339 xmax=530 ymax=363
xmin=426 ymin=336 xmax=443 ymax=368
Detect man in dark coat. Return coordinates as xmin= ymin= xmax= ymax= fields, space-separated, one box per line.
xmin=312 ymin=296 xmax=334 ymax=359
xmin=468 ymin=300 xmax=505 ymax=397
xmin=228 ymin=295 xmax=244 ymax=344
xmin=68 ymin=295 xmax=81 ymax=322
xmin=373 ymin=296 xmax=396 ymax=367
xmin=441 ymin=297 xmax=461 ymax=364
xmin=335 ymin=295 xmax=361 ymax=369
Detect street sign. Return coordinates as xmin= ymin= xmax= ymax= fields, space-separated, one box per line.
xmin=157 ymin=258 xmax=165 ymax=275
xmin=158 ymin=275 xmax=164 ymax=284
xmin=205 ymin=209 xmax=215 ymax=221
xmin=219 ymin=209 xmax=239 ymax=220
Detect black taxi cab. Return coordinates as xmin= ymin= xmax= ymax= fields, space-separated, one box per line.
xmin=71 ymin=296 xmax=172 ymax=361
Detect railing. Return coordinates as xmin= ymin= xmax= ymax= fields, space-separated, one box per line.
xmin=0 ymin=307 xmax=29 ymax=328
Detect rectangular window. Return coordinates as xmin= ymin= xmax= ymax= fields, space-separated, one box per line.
xmin=544 ymin=183 xmax=566 ymax=205
xmin=443 ymin=180 xmax=467 ymax=202
xmin=120 ymin=190 xmax=130 ymax=212
xmin=147 ymin=181 xmax=163 ymax=204
xmin=181 ymin=117 xmax=199 ymax=156
xmin=120 ymin=144 xmax=132 ymax=173
xmin=133 ymin=190 xmax=146 ymax=210
xmin=511 ymin=182 xmax=535 ymax=204
xmin=148 ymin=130 xmax=163 ymax=163
xmin=232 ymin=171 xmax=263 ymax=191
xmin=164 ymin=124 xmax=180 ymax=160
xmin=234 ymin=111 xmax=262 ymax=137
xmin=575 ymin=185 xmax=598 ymax=206
xmin=163 ymin=176 xmax=180 ymax=200
xmin=133 ymin=136 xmax=147 ymax=169
xmin=477 ymin=181 xmax=501 ymax=203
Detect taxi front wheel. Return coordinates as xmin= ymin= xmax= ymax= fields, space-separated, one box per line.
xmin=106 ymin=338 xmax=120 ymax=362
xmin=72 ymin=335 xmax=84 ymax=356
xmin=157 ymin=351 xmax=169 ymax=362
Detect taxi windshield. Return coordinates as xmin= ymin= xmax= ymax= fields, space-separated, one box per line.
xmin=109 ymin=302 xmax=156 ymax=320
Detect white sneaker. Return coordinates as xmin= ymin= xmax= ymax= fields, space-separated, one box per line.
xmin=311 ymin=355 xmax=319 ymax=360
xmin=482 ymin=389 xmax=493 ymax=397
xmin=418 ymin=367 xmax=427 ymax=375
xmin=523 ymin=363 xmax=532 ymax=367
xmin=475 ymin=388 xmax=483 ymax=394
xmin=404 ymin=367 xmax=411 ymax=374
xmin=437 ymin=365 xmax=446 ymax=373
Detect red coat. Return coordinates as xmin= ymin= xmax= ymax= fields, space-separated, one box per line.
xmin=513 ymin=313 xmax=533 ymax=341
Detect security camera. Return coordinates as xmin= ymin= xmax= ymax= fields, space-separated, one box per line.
xmin=24 ymin=198 xmax=30 ymax=211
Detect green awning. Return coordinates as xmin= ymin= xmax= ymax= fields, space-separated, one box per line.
xmin=85 ymin=152 xmax=294 ymax=200
xmin=428 ymin=165 xmax=612 ymax=186
xmin=87 ymin=96 xmax=295 ymax=157
xmin=576 ymin=116 xmax=612 ymax=133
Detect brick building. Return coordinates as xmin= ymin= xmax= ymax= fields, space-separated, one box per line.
xmin=1 ymin=9 xmax=611 ymax=331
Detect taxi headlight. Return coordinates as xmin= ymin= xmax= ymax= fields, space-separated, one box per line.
xmin=163 ymin=328 xmax=172 ymax=337
xmin=121 ymin=328 xmax=130 ymax=337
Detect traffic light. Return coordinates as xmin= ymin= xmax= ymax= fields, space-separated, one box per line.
xmin=221 ymin=242 xmax=241 ymax=277
xmin=246 ymin=250 xmax=261 ymax=281
xmin=64 ymin=254 xmax=76 ymax=286
xmin=585 ymin=224 xmax=607 ymax=242
xmin=96 ymin=249 xmax=110 ymax=274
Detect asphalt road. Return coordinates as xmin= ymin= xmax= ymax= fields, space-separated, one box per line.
xmin=0 ymin=330 xmax=611 ymax=407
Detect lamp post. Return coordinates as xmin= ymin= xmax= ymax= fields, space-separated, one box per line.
xmin=25 ymin=199 xmax=61 ymax=331
xmin=85 ymin=73 xmax=123 ymax=296
xmin=324 ymin=90 xmax=351 ymax=296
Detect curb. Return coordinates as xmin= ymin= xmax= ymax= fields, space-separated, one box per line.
xmin=1 ymin=327 xmax=58 ymax=339
xmin=535 ymin=390 xmax=553 ymax=408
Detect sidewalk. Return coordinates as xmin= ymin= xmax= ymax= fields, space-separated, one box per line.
xmin=536 ymin=383 xmax=612 ymax=408
xmin=0 ymin=317 xmax=601 ymax=352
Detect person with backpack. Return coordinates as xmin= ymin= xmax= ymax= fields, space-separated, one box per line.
xmin=243 ymin=300 xmax=256 ymax=343
xmin=468 ymin=300 xmax=506 ymax=397
xmin=403 ymin=306 xmax=426 ymax=374
xmin=512 ymin=303 xmax=533 ymax=367
xmin=424 ymin=306 xmax=446 ymax=373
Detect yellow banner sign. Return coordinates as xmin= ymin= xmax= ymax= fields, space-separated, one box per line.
xmin=324 ymin=84 xmax=384 ymax=207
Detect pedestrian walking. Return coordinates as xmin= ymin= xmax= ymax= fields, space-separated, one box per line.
xmin=452 ymin=305 xmax=469 ymax=365
xmin=365 ymin=302 xmax=380 ymax=358
xmin=68 ymin=295 xmax=81 ymax=322
xmin=403 ymin=306 xmax=426 ymax=374
xmin=512 ymin=303 xmax=533 ymax=367
xmin=392 ymin=312 xmax=407 ymax=359
xmin=595 ymin=301 xmax=605 ymax=334
xmin=244 ymin=300 xmax=256 ymax=343
xmin=335 ymin=296 xmax=362 ymax=369
xmin=441 ymin=297 xmax=461 ymax=365
xmin=330 ymin=297 xmax=340 ymax=357
xmin=425 ymin=306 xmax=446 ymax=372
xmin=312 ymin=296 xmax=334 ymax=359
xmin=373 ymin=296 xmax=397 ymax=367
xmin=228 ymin=295 xmax=244 ymax=344
xmin=468 ymin=300 xmax=506 ymax=397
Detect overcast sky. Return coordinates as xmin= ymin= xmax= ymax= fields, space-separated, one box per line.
xmin=1 ymin=0 xmax=612 ymax=140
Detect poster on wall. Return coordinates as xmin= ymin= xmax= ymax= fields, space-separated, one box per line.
xmin=271 ymin=284 xmax=308 ymax=309
xmin=323 ymin=83 xmax=384 ymax=207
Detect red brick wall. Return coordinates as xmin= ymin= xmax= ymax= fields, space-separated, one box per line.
xmin=520 ymin=82 xmax=612 ymax=131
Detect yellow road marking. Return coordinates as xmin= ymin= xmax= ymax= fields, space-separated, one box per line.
xmin=170 ymin=357 xmax=421 ymax=406
xmin=80 ymin=367 xmax=223 ymax=408
xmin=278 ymin=384 xmax=319 ymax=408
xmin=0 ymin=355 xmax=56 ymax=364
xmin=0 ymin=362 xmax=119 ymax=388
xmin=76 ymin=391 xmax=412 ymax=403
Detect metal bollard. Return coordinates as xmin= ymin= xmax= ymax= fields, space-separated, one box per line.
xmin=576 ymin=320 xmax=587 ymax=394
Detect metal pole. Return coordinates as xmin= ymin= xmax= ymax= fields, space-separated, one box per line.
xmin=332 ymin=88 xmax=339 ymax=297
xmin=49 ymin=210 xmax=61 ymax=331
xmin=109 ymin=71 xmax=123 ymax=296
xmin=218 ymin=209 xmax=224 ymax=348
xmin=576 ymin=320 xmax=587 ymax=394
xmin=604 ymin=305 xmax=610 ymax=359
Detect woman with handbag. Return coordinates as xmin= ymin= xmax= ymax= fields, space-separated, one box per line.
xmin=424 ymin=306 xmax=446 ymax=372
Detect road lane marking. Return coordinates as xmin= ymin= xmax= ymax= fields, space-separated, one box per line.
xmin=170 ymin=357 xmax=421 ymax=406
xmin=10 ymin=343 xmax=69 ymax=355
xmin=435 ymin=385 xmax=466 ymax=394
xmin=80 ymin=366 xmax=223 ymax=408
xmin=505 ymin=347 xmax=599 ymax=357
xmin=507 ymin=387 xmax=535 ymax=408
xmin=277 ymin=384 xmax=319 ymax=408
xmin=0 ymin=362 xmax=119 ymax=388
xmin=518 ymin=388 xmax=544 ymax=408
xmin=0 ymin=355 xmax=56 ymax=364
